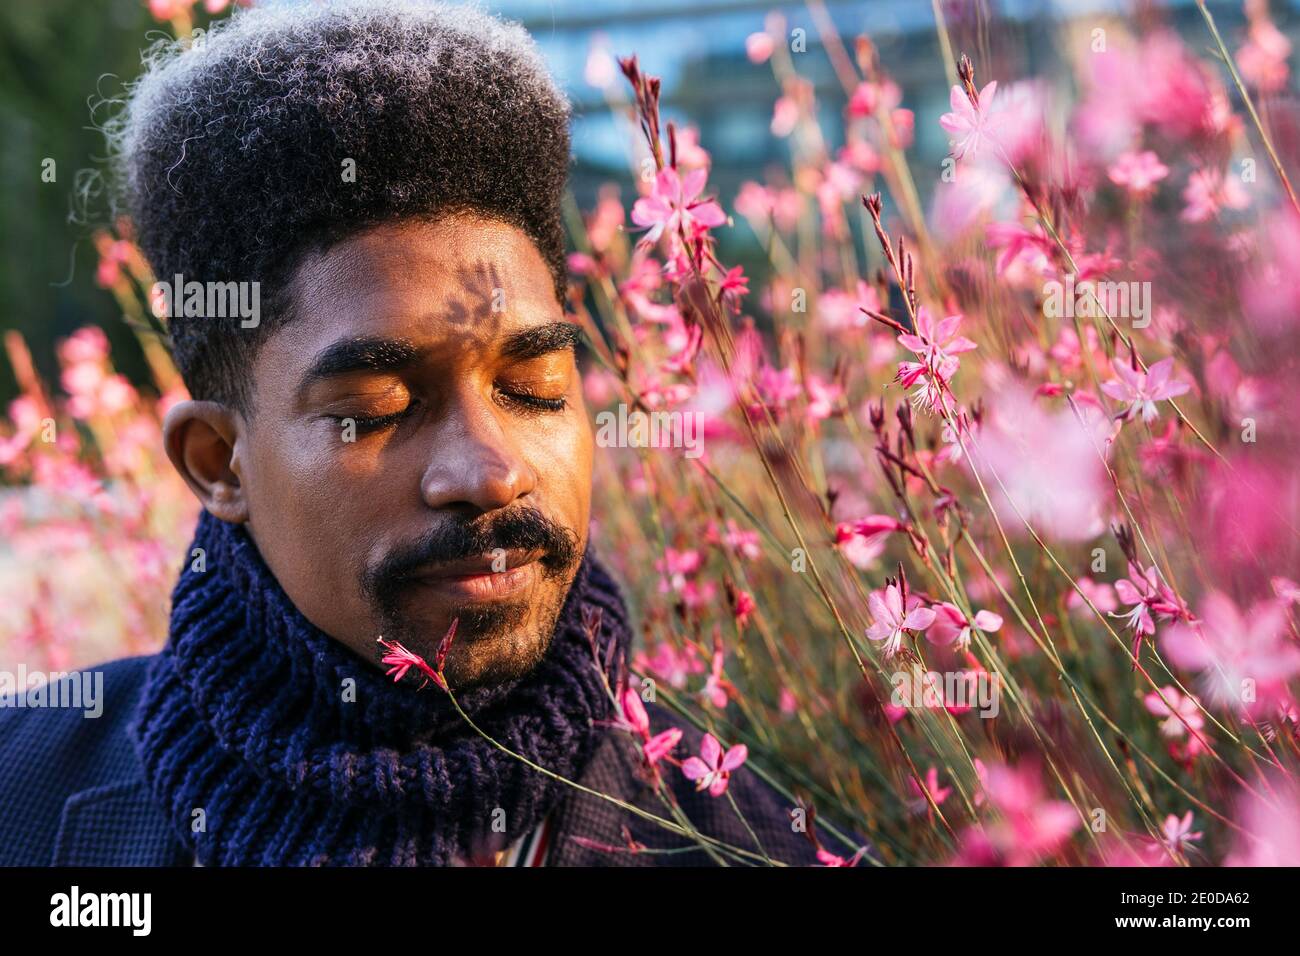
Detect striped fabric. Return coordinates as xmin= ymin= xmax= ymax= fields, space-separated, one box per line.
xmin=495 ymin=812 xmax=554 ymax=867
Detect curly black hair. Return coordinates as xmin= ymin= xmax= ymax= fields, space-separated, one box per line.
xmin=110 ymin=0 xmax=572 ymax=411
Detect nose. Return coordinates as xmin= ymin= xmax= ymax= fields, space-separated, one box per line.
xmin=419 ymin=392 xmax=537 ymax=513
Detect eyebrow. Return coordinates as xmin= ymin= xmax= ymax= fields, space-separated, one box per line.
xmin=499 ymin=322 xmax=583 ymax=361
xmin=297 ymin=336 xmax=424 ymax=396
xmin=295 ymin=323 xmax=582 ymax=397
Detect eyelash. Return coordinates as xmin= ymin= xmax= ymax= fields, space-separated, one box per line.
xmin=335 ymin=406 xmax=415 ymax=433
xmin=498 ymin=388 xmax=568 ymax=414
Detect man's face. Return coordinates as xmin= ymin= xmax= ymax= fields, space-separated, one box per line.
xmin=234 ymin=216 xmax=592 ymax=689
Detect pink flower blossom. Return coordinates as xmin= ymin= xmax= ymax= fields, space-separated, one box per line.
xmin=938 ymin=82 xmax=1006 ymax=161
xmin=896 ymin=307 xmax=976 ymax=412
xmin=1067 ymin=576 xmax=1118 ymax=615
xmin=1181 ymin=167 xmax=1249 ymax=223
xmin=1226 ymin=775 xmax=1300 ymax=866
xmin=616 ymin=686 xmax=683 ymax=766
xmin=956 ymin=761 xmax=1079 ymax=865
xmin=907 ymin=767 xmax=952 ymax=815
xmin=1157 ymin=811 xmax=1202 ymax=856
xmin=1143 ymin=685 xmax=1204 ymax=738
xmin=745 ymin=31 xmax=774 ymax=65
xmin=681 ymin=733 xmax=748 ymax=797
xmin=926 ymin=602 xmax=1003 ymax=651
xmin=1100 ymin=357 xmax=1190 ymax=423
xmin=866 ymin=583 xmax=936 ymax=658
xmin=631 ymin=167 xmax=726 ymax=251
xmin=1161 ymin=592 xmax=1300 ymax=718
xmin=1107 ymin=150 xmax=1169 ymax=198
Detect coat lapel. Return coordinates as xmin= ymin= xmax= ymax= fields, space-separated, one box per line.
xmin=53 ymin=779 xmax=188 ymax=866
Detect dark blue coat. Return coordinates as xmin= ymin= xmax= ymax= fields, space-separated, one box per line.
xmin=0 ymin=655 xmax=859 ymax=866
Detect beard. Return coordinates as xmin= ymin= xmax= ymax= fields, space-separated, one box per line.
xmin=360 ymin=506 xmax=582 ymax=690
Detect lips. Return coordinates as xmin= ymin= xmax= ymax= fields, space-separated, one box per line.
xmin=402 ymin=549 xmax=543 ymax=601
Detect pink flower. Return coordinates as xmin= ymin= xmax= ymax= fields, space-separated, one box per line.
xmin=1107 ymin=150 xmax=1169 ymax=198
xmin=803 ymin=374 xmax=843 ymax=423
xmin=1272 ymin=577 xmax=1300 ymax=605
xmin=1226 ymin=775 xmax=1300 ymax=866
xmin=633 ymin=642 xmax=704 ymax=689
xmin=732 ymin=588 xmax=756 ymax=629
xmin=631 ymin=167 xmax=727 ymax=251
xmin=907 ymin=767 xmax=952 ymax=815
xmin=1143 ymin=685 xmax=1204 ymax=738
xmin=816 ymin=846 xmax=870 ymax=867
xmin=866 ymin=583 xmax=936 ymax=658
xmin=1157 ymin=811 xmax=1202 ymax=856
xmin=938 ymin=82 xmax=1006 ymax=161
xmin=1181 ymin=167 xmax=1249 ymax=223
xmin=745 ymin=31 xmax=774 ymax=65
xmin=1112 ymin=563 xmax=1188 ymax=664
xmin=1161 ymin=592 xmax=1300 ymax=718
xmin=378 ymin=621 xmax=457 ymax=692
xmin=896 ymin=307 xmax=976 ymax=412
xmin=972 ymin=385 xmax=1110 ymax=542
xmin=1067 ymin=576 xmax=1118 ymax=615
xmin=770 ymin=96 xmax=799 ymax=137
xmin=681 ymin=733 xmax=748 ymax=797
xmin=848 ymin=81 xmax=879 ymax=118
xmin=702 ymin=647 xmax=731 ymax=709
xmin=956 ymin=761 xmax=1079 ymax=865
xmin=1100 ymin=357 xmax=1190 ymax=423
xmin=926 ymin=602 xmax=1003 ymax=652
xmin=616 ymin=686 xmax=682 ymax=766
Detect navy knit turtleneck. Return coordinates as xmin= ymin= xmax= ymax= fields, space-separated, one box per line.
xmin=128 ymin=509 xmax=632 ymax=866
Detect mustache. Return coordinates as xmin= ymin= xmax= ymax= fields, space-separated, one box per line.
xmin=362 ymin=507 xmax=581 ymax=607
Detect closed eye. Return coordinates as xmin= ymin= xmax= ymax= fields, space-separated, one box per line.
xmin=331 ymin=404 xmax=416 ymax=433
xmin=497 ymin=387 xmax=567 ymax=413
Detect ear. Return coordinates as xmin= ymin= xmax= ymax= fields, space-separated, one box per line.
xmin=162 ymin=400 xmax=250 ymax=523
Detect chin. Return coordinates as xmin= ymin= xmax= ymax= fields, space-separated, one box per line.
xmin=441 ymin=626 xmax=554 ymax=690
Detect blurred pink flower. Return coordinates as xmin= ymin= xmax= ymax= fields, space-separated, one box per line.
xmin=1226 ymin=775 xmax=1300 ymax=866
xmin=907 ymin=767 xmax=951 ymax=815
xmin=1143 ymin=685 xmax=1204 ymax=738
xmin=1161 ymin=592 xmax=1300 ymax=718
xmin=1157 ymin=811 xmax=1202 ymax=856
xmin=956 ymin=761 xmax=1079 ymax=865
xmin=1181 ymin=167 xmax=1249 ymax=223
xmin=1107 ymin=150 xmax=1169 ymax=199
xmin=972 ymin=385 xmax=1110 ymax=541
xmin=745 ymin=31 xmax=774 ymax=65
xmin=1067 ymin=576 xmax=1118 ymax=615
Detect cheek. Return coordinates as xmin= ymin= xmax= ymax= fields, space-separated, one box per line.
xmin=524 ymin=414 xmax=593 ymax=528
xmin=243 ymin=422 xmax=397 ymax=567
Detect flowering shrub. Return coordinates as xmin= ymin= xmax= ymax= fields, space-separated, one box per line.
xmin=4 ymin=0 xmax=1300 ymax=866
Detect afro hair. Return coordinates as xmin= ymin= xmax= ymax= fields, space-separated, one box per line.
xmin=111 ymin=0 xmax=572 ymax=410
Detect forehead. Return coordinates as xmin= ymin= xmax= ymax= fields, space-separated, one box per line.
xmin=277 ymin=216 xmax=562 ymax=360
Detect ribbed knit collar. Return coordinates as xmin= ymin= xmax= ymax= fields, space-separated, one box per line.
xmin=129 ymin=509 xmax=631 ymax=865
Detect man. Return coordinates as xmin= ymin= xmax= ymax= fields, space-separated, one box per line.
xmin=0 ymin=0 xmax=853 ymax=867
